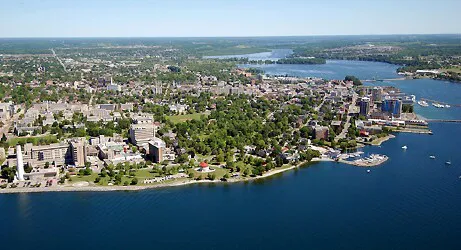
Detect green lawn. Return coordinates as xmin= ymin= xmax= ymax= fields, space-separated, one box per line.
xmin=7 ymin=135 xmax=58 ymax=147
xmin=191 ymin=166 xmax=230 ymax=179
xmin=70 ymin=173 xmax=99 ymax=183
xmin=166 ymin=113 xmax=208 ymax=124
xmin=70 ymin=169 xmax=160 ymax=186
xmin=443 ymin=66 xmax=461 ymax=74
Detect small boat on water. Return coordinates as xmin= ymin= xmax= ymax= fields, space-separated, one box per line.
xmin=445 ymin=161 xmax=452 ymax=165
xmin=445 ymin=105 xmax=451 ymax=108
xmin=402 ymin=145 xmax=408 ymax=150
xmin=433 ymin=103 xmax=445 ymax=108
xmin=418 ymin=100 xmax=429 ymax=107
xmin=367 ymin=170 xmax=371 ymax=173
xmin=430 ymin=155 xmax=436 ymax=159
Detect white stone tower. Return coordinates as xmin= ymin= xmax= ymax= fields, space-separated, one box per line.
xmin=16 ymin=145 xmax=25 ymax=181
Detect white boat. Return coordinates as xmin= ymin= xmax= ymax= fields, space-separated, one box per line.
xmin=445 ymin=161 xmax=452 ymax=165
xmin=432 ymin=103 xmax=445 ymax=108
xmin=402 ymin=145 xmax=408 ymax=150
xmin=429 ymin=155 xmax=436 ymax=159
xmin=445 ymin=105 xmax=451 ymax=108
xmin=367 ymin=170 xmax=371 ymax=173
xmin=418 ymin=100 xmax=429 ymax=107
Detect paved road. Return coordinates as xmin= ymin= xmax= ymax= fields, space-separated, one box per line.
xmin=0 ymin=108 xmax=24 ymax=139
xmin=51 ymin=48 xmax=67 ymax=72
xmin=335 ymin=93 xmax=358 ymax=141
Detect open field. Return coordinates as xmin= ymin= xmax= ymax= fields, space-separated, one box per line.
xmin=166 ymin=113 xmax=208 ymax=124
xmin=6 ymin=135 xmax=58 ymax=147
xmin=442 ymin=66 xmax=461 ymax=74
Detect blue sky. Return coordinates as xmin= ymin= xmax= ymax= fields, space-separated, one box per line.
xmin=0 ymin=0 xmax=460 ymax=37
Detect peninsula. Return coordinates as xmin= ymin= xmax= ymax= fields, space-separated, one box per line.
xmin=0 ymin=36 xmax=446 ymax=193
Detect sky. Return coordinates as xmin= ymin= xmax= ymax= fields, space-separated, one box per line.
xmin=0 ymin=0 xmax=460 ymax=37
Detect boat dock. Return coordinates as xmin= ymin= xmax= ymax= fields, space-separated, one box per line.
xmin=337 ymin=154 xmax=388 ymax=167
xmin=427 ymin=119 xmax=461 ymax=123
xmin=420 ymin=98 xmax=461 ymax=107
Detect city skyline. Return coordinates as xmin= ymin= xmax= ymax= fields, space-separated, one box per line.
xmin=1 ymin=0 xmax=460 ymax=37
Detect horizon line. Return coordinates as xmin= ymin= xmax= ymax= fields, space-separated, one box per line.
xmin=0 ymin=33 xmax=460 ymax=39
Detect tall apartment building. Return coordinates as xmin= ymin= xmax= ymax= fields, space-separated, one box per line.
xmin=381 ymin=98 xmax=402 ymax=118
xmin=129 ymin=123 xmax=156 ymax=146
xmin=148 ymin=138 xmax=165 ymax=163
xmin=359 ymin=97 xmax=371 ymax=116
xmin=70 ymin=140 xmax=86 ymax=167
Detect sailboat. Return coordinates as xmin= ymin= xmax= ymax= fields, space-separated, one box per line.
xmin=402 ymin=145 xmax=408 ymax=150
xmin=445 ymin=161 xmax=452 ymax=165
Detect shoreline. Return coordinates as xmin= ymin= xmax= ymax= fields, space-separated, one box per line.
xmin=0 ymin=158 xmax=335 ymax=194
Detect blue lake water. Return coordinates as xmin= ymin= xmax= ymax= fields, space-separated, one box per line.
xmin=365 ymin=79 xmax=461 ymax=120
xmin=2 ymin=58 xmax=461 ymax=250
xmin=240 ymin=60 xmax=401 ymax=80
xmin=1 ymin=123 xmax=461 ymax=250
xmin=204 ymin=49 xmax=293 ymax=61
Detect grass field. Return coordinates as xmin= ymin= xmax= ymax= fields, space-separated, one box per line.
xmin=191 ymin=166 xmax=230 ymax=179
xmin=70 ymin=173 xmax=99 ymax=183
xmin=166 ymin=113 xmax=208 ymax=124
xmin=443 ymin=66 xmax=461 ymax=74
xmin=70 ymin=169 xmax=162 ymax=186
xmin=7 ymin=135 xmax=58 ymax=147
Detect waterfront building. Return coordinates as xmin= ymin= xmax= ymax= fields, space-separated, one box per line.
xmin=381 ymin=98 xmax=402 ymax=118
xmin=70 ymin=140 xmax=86 ymax=167
xmin=199 ymin=162 xmax=210 ymax=172
xmin=129 ymin=123 xmax=157 ymax=146
xmin=8 ymin=139 xmax=86 ymax=168
xmin=359 ymin=97 xmax=371 ymax=116
xmin=148 ymin=138 xmax=166 ymax=163
xmin=27 ymin=142 xmax=70 ymax=167
xmin=372 ymin=87 xmax=383 ymax=103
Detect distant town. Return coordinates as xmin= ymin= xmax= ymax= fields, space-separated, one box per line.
xmin=0 ymin=35 xmax=459 ymax=193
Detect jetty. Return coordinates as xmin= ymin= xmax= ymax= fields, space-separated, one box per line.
xmin=427 ymin=119 xmax=461 ymax=123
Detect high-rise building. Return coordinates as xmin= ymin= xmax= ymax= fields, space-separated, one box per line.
xmin=372 ymin=87 xmax=383 ymax=103
xmin=382 ymin=99 xmax=402 ymax=118
xmin=70 ymin=140 xmax=86 ymax=167
xmin=129 ymin=123 xmax=156 ymax=146
xmin=148 ymin=138 xmax=166 ymax=163
xmin=359 ymin=97 xmax=371 ymax=116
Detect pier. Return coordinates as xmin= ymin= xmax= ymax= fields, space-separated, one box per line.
xmin=427 ymin=119 xmax=461 ymax=123
xmin=419 ymin=98 xmax=461 ymax=107
xmin=363 ymin=77 xmax=407 ymax=82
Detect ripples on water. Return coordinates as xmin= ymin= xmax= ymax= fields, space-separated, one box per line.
xmin=2 ymin=58 xmax=461 ymax=249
